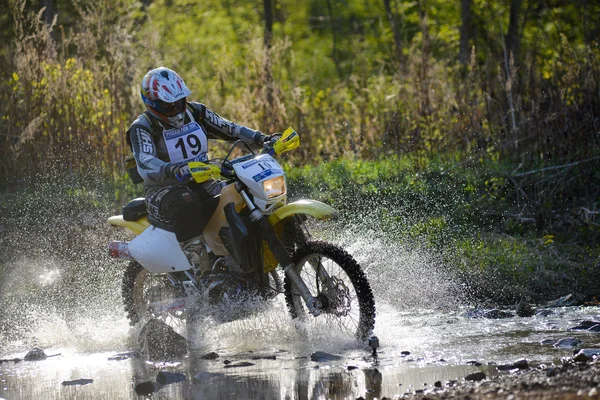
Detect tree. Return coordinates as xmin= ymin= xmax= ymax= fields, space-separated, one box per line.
xmin=383 ymin=0 xmax=403 ymax=67
xmin=459 ymin=0 xmax=473 ymax=66
xmin=263 ymin=0 xmax=274 ymax=130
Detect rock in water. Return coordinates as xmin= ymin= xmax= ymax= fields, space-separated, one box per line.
xmin=156 ymin=371 xmax=186 ymax=385
xmin=553 ymin=337 xmax=582 ymax=349
xmin=138 ymin=319 xmax=188 ymax=360
xmin=483 ymin=309 xmax=515 ymax=319
xmin=310 ymin=351 xmax=342 ymax=362
xmin=24 ymin=348 xmax=47 ymax=361
xmin=465 ymin=372 xmax=486 ymax=381
xmin=568 ymin=320 xmax=600 ymax=331
xmin=61 ymin=379 xmax=93 ymax=386
xmin=535 ymin=309 xmax=554 ymax=317
xmin=134 ymin=381 xmax=161 ymax=395
xmin=516 ymin=300 xmax=535 ymax=317
xmin=546 ymin=293 xmax=585 ymax=307
xmin=588 ymin=324 xmax=600 ymax=332
xmin=200 ymin=352 xmax=219 ymax=360
xmin=223 ymin=362 xmax=255 ymax=368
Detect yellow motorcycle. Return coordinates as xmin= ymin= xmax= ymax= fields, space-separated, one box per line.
xmin=108 ymin=128 xmax=375 ymax=339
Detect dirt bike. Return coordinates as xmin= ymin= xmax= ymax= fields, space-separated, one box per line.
xmin=107 ymin=128 xmax=375 ymax=339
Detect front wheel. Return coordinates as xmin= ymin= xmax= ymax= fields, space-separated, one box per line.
xmin=284 ymin=241 xmax=376 ymax=339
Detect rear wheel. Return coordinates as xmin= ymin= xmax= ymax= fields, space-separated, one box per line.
xmin=284 ymin=241 xmax=376 ymax=339
xmin=122 ymin=261 xmax=187 ymax=326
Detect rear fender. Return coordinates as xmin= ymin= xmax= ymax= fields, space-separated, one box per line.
xmin=107 ymin=215 xmax=150 ymax=235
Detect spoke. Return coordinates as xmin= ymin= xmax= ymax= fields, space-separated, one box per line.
xmin=293 ymin=251 xmax=364 ymax=338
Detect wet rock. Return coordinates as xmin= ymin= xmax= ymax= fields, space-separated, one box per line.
xmin=138 ymin=319 xmax=188 ymax=360
xmin=223 ymin=361 xmax=255 ymax=368
xmin=200 ymin=351 xmax=219 ymax=360
xmin=554 ymin=338 xmax=583 ymax=349
xmin=347 ymin=365 xmax=358 ymax=371
xmin=516 ymin=300 xmax=535 ymax=317
xmin=568 ymin=320 xmax=600 ymax=331
xmin=484 ymin=309 xmax=515 ymax=319
xmin=513 ymin=359 xmax=529 ymax=369
xmin=61 ymin=379 xmax=93 ymax=386
xmin=573 ymin=352 xmax=592 ymax=362
xmin=465 ymin=308 xmax=514 ymax=319
xmin=434 ymin=381 xmax=442 ymax=388
xmin=194 ymin=371 xmax=225 ymax=380
xmin=24 ymin=348 xmax=47 ymax=361
xmin=588 ymin=324 xmax=600 ymax=332
xmin=0 ymin=358 xmax=21 ymax=364
xmin=573 ymin=349 xmax=600 ymax=358
xmin=547 ymin=293 xmax=585 ymax=308
xmin=310 ymin=351 xmax=342 ymax=362
xmin=535 ymin=309 xmax=554 ymax=317
xmin=134 ymin=381 xmax=161 ymax=395
xmin=108 ymin=351 xmax=139 ymax=361
xmin=156 ymin=371 xmax=186 ymax=385
xmin=465 ymin=372 xmax=486 ymax=381
xmin=250 ymin=354 xmax=277 ymax=360
xmin=498 ymin=359 xmax=529 ymax=370
xmin=466 ymin=361 xmax=482 ymax=366
xmin=465 ymin=308 xmax=515 ymax=319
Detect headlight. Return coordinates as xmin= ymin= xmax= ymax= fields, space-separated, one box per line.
xmin=262 ymin=176 xmax=286 ymax=198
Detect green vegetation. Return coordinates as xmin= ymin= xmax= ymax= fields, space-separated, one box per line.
xmin=0 ymin=0 xmax=598 ymax=305
xmin=287 ymin=158 xmax=600 ymax=304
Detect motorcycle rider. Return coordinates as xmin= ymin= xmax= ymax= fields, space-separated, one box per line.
xmin=127 ymin=67 xmax=270 ymax=270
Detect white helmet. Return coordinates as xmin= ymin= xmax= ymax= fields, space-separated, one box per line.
xmin=140 ymin=67 xmax=192 ymax=128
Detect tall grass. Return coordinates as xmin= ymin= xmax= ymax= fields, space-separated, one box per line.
xmin=1 ymin=0 xmax=598 ymax=230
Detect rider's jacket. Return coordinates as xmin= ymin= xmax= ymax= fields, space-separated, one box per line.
xmin=127 ymin=102 xmax=262 ymax=196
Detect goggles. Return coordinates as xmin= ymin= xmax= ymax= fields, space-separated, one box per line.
xmin=153 ymin=98 xmax=186 ymax=117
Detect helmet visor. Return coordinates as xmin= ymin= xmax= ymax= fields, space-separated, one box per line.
xmin=154 ymin=98 xmax=186 ymax=117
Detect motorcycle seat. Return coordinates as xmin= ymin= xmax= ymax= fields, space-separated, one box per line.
xmin=146 ymin=196 xmax=221 ymax=233
xmin=122 ymin=197 xmax=148 ymax=221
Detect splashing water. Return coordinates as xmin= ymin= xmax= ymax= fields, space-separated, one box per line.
xmin=2 ymin=174 xmax=600 ymax=399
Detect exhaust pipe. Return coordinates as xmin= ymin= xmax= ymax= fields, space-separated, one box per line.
xmin=108 ymin=241 xmax=134 ymax=260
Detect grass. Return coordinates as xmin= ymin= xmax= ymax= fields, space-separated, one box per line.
xmin=285 ymin=156 xmax=600 ymax=306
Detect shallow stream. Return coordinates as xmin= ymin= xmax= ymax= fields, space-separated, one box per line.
xmin=1 ymin=300 xmax=599 ymax=399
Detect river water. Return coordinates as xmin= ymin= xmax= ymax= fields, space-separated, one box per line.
xmin=1 ymin=206 xmax=599 ymax=399
xmin=1 ymin=296 xmax=599 ymax=400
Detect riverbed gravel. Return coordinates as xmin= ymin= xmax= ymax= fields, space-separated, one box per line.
xmin=406 ymin=357 xmax=600 ymax=399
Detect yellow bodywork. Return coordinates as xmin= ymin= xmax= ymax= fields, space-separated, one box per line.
xmin=262 ymin=200 xmax=339 ymax=272
xmin=107 ymin=215 xmax=150 ymax=235
xmin=268 ymin=199 xmax=338 ymax=226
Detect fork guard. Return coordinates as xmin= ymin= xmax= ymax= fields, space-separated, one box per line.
xmin=268 ymin=200 xmax=339 ymax=226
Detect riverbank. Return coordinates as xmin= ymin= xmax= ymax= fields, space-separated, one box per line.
xmin=409 ymin=357 xmax=600 ymax=400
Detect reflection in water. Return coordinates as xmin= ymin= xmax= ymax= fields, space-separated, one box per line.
xmin=1 ymin=301 xmax=599 ymax=398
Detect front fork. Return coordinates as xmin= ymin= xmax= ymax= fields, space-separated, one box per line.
xmin=240 ymin=191 xmax=322 ymax=316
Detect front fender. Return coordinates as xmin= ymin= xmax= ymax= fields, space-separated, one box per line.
xmin=108 ymin=215 xmax=150 ymax=235
xmin=268 ymin=200 xmax=338 ymax=226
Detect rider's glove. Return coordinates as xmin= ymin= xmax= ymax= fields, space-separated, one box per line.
xmin=255 ymin=132 xmax=279 ymax=147
xmin=173 ymin=165 xmax=192 ymax=182
xmin=253 ymin=132 xmax=269 ymax=146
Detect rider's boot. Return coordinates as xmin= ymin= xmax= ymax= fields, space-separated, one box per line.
xmin=180 ymin=236 xmax=208 ymax=275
